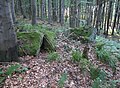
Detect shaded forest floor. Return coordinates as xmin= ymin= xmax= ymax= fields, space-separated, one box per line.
xmin=1 ymin=23 xmax=120 ymax=88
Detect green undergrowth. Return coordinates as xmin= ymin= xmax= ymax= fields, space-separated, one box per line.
xmin=0 ymin=64 xmax=29 ymax=86
xmin=69 ymin=26 xmax=96 ymax=43
xmin=17 ymin=32 xmax=43 ymax=56
xmin=58 ymin=72 xmax=67 ymax=88
xmin=95 ymin=36 xmax=119 ymax=73
xmin=16 ymin=23 xmax=56 ymax=56
xmin=96 ymin=36 xmax=120 ymax=61
xmin=47 ymin=52 xmax=60 ymax=62
xmin=71 ymin=50 xmax=91 ymax=72
xmin=71 ymin=49 xmax=119 ymax=88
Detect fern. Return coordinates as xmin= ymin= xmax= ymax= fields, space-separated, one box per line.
xmin=58 ymin=73 xmax=67 ymax=88
xmin=47 ymin=52 xmax=60 ymax=62
xmin=5 ymin=64 xmax=21 ymax=76
xmin=72 ymin=50 xmax=82 ymax=62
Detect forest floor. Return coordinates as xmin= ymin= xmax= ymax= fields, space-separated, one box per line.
xmin=1 ymin=24 xmax=120 ymax=88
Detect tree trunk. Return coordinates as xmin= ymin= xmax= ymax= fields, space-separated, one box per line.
xmin=11 ymin=0 xmax=16 ymax=23
xmin=106 ymin=1 xmax=112 ymax=36
xmin=95 ymin=2 xmax=102 ymax=34
xmin=52 ymin=0 xmax=57 ymax=22
xmin=69 ymin=0 xmax=77 ymax=28
xmin=41 ymin=0 xmax=46 ymax=20
xmin=37 ymin=0 xmax=40 ymax=17
xmin=19 ymin=0 xmax=27 ymax=18
xmin=31 ymin=0 xmax=37 ymax=25
xmin=59 ymin=0 xmax=65 ymax=25
xmin=112 ymin=0 xmax=119 ymax=35
xmin=0 ymin=0 xmax=18 ymax=62
xmin=48 ymin=0 xmax=52 ymax=24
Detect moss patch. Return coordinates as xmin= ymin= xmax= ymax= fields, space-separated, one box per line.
xmin=70 ymin=26 xmax=95 ymax=43
xmin=41 ymin=30 xmax=56 ymax=51
xmin=17 ymin=32 xmax=44 ymax=56
xmin=17 ymin=31 xmax=56 ymax=56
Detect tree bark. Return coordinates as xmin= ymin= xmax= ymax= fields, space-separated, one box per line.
xmin=41 ymin=0 xmax=46 ymax=21
xmin=106 ymin=1 xmax=112 ymax=36
xmin=31 ymin=0 xmax=37 ymax=25
xmin=48 ymin=0 xmax=52 ymax=24
xmin=0 ymin=0 xmax=18 ymax=62
xmin=59 ymin=0 xmax=65 ymax=25
xmin=19 ymin=0 xmax=27 ymax=18
xmin=112 ymin=0 xmax=119 ymax=35
xmin=11 ymin=0 xmax=16 ymax=23
xmin=52 ymin=0 xmax=57 ymax=22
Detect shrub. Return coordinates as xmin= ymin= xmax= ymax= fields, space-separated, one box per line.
xmin=58 ymin=73 xmax=67 ymax=88
xmin=71 ymin=50 xmax=82 ymax=62
xmin=47 ymin=52 xmax=60 ymax=62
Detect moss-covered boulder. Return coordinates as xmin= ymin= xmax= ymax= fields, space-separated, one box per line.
xmin=17 ymin=32 xmax=44 ymax=56
xmin=41 ymin=30 xmax=56 ymax=51
xmin=17 ymin=31 xmax=56 ymax=56
xmin=69 ymin=26 xmax=96 ymax=43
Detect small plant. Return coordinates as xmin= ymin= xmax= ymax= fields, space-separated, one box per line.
xmin=72 ymin=50 xmax=82 ymax=62
xmin=0 ymin=64 xmax=29 ymax=85
xmin=47 ymin=52 xmax=60 ymax=62
xmin=5 ymin=64 xmax=21 ymax=76
xmin=90 ymin=67 xmax=101 ymax=80
xmin=58 ymin=73 xmax=67 ymax=88
xmin=90 ymin=67 xmax=106 ymax=80
xmin=79 ymin=58 xmax=90 ymax=72
xmin=96 ymin=49 xmax=110 ymax=64
xmin=92 ymin=78 xmax=119 ymax=88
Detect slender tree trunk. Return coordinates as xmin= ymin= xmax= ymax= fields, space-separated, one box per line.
xmin=95 ymin=3 xmax=102 ymax=34
xmin=41 ymin=0 xmax=46 ymax=20
xmin=48 ymin=0 xmax=52 ymax=24
xmin=37 ymin=0 xmax=40 ymax=17
xmin=76 ymin=3 xmax=81 ymax=27
xmin=101 ymin=1 xmax=105 ymax=29
xmin=59 ymin=0 xmax=65 ymax=25
xmin=28 ymin=0 xmax=32 ymax=20
xmin=112 ymin=0 xmax=119 ymax=35
xmin=0 ymin=0 xmax=18 ymax=62
xmin=106 ymin=1 xmax=112 ymax=36
xmin=69 ymin=0 xmax=77 ymax=28
xmin=19 ymin=0 xmax=27 ymax=18
xmin=116 ymin=7 xmax=120 ymax=32
xmin=52 ymin=0 xmax=57 ymax=22
xmin=31 ymin=0 xmax=37 ymax=25
xmin=104 ymin=2 xmax=108 ymax=35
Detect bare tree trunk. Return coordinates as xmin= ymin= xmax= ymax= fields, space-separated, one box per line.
xmin=37 ymin=0 xmax=40 ymax=17
xmin=116 ymin=7 xmax=120 ymax=33
xmin=69 ymin=0 xmax=77 ymax=28
xmin=112 ymin=0 xmax=119 ymax=35
xmin=106 ymin=1 xmax=112 ymax=36
xmin=28 ymin=0 xmax=32 ymax=20
xmin=48 ymin=0 xmax=52 ymax=24
xmin=19 ymin=0 xmax=27 ymax=18
xmin=95 ymin=2 xmax=102 ymax=34
xmin=0 ymin=0 xmax=18 ymax=62
xmin=41 ymin=0 xmax=46 ymax=21
xmin=52 ymin=0 xmax=57 ymax=22
xmin=59 ymin=0 xmax=65 ymax=25
xmin=31 ymin=0 xmax=37 ymax=25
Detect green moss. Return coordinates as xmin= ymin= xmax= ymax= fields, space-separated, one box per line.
xmin=17 ymin=32 xmax=44 ymax=56
xmin=43 ymin=30 xmax=56 ymax=51
xmin=70 ymin=26 xmax=93 ymax=43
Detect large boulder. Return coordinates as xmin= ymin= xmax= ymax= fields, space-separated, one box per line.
xmin=17 ymin=32 xmax=44 ymax=56
xmin=17 ymin=31 xmax=56 ymax=56
xmin=41 ymin=30 xmax=56 ymax=51
xmin=69 ymin=26 xmax=97 ymax=43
